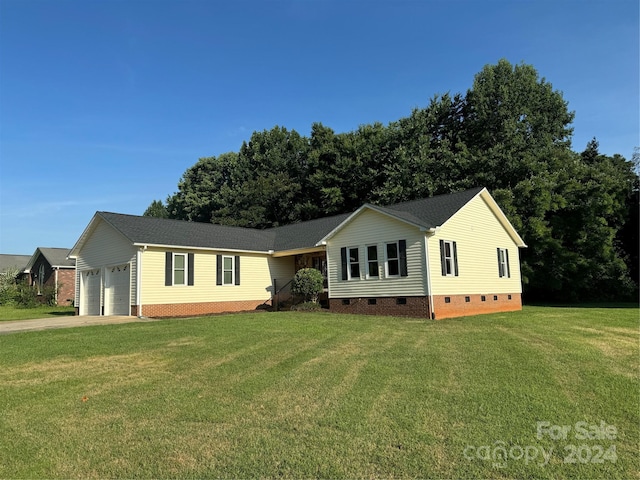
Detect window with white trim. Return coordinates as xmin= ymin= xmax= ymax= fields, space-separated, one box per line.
xmin=497 ymin=248 xmax=510 ymax=278
xmin=366 ymin=245 xmax=379 ymax=278
xmin=385 ymin=242 xmax=400 ymax=277
xmin=348 ymin=247 xmax=360 ymax=280
xmin=440 ymin=240 xmax=458 ymax=277
xmin=173 ymin=253 xmax=187 ymax=285
xmin=222 ymin=255 xmax=235 ymax=285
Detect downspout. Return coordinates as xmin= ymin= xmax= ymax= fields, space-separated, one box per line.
xmin=424 ymin=232 xmax=436 ymax=320
xmin=136 ymin=246 xmax=146 ymax=317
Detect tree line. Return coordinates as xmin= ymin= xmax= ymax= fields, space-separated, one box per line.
xmin=145 ymin=60 xmax=639 ymax=302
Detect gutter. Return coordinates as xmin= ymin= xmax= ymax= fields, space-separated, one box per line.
xmin=132 ymin=243 xmax=272 ymax=255
xmin=136 ymin=246 xmax=146 ymax=318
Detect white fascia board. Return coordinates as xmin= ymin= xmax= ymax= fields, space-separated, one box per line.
xmin=316 ymin=204 xmax=427 ymax=246
xmin=133 ymin=243 xmax=272 ymax=255
xmin=433 ymin=187 xmax=526 ymax=247
xmin=69 ymin=212 xmax=102 ymax=258
xmin=478 ymin=189 xmax=527 ymax=248
xmin=271 ymin=246 xmax=326 ymax=258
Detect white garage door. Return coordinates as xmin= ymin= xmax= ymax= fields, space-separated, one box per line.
xmin=105 ymin=264 xmax=130 ymax=316
xmin=81 ymin=269 xmax=101 ymax=316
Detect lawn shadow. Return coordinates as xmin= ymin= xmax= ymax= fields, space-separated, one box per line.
xmin=526 ymin=302 xmax=639 ymax=309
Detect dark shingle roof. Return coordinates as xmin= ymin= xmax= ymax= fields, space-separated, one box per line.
xmin=0 ymin=254 xmax=31 ymax=272
xmin=98 ymin=212 xmax=276 ymax=252
xmin=92 ymin=187 xmax=485 ymax=253
xmin=38 ymin=248 xmax=75 ymax=268
xmin=267 ymin=213 xmax=351 ymax=251
xmin=378 ymin=186 xmax=484 ymax=229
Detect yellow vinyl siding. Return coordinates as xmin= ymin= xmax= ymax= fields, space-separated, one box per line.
xmin=428 ymin=194 xmax=522 ymax=295
xmin=74 ymin=219 xmax=137 ymax=306
xmin=141 ymin=248 xmax=294 ymax=305
xmin=327 ymin=209 xmax=427 ymax=298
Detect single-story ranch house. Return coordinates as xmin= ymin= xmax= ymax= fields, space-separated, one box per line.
xmin=25 ymin=247 xmax=76 ymax=305
xmin=69 ymin=187 xmax=526 ymax=319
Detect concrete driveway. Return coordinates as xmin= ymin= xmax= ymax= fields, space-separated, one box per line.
xmin=0 ymin=316 xmax=160 ymax=335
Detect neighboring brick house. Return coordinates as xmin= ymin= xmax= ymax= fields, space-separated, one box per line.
xmin=70 ymin=187 xmax=526 ymax=319
xmin=24 ymin=248 xmax=76 ymax=306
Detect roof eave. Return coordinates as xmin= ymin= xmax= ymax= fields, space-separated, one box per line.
xmin=272 ymin=246 xmax=326 ymax=257
xmin=133 ymin=243 xmax=272 ymax=255
xmin=478 ymin=188 xmax=527 ymax=248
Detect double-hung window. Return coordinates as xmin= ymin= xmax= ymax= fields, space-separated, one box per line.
xmin=223 ymin=256 xmax=234 ymax=285
xmin=173 ymin=253 xmax=187 ymax=285
xmin=385 ymin=242 xmax=400 ymax=277
xmin=366 ymin=245 xmax=379 ymax=278
xmin=341 ymin=247 xmax=360 ymax=280
xmin=165 ymin=252 xmax=195 ymax=286
xmin=216 ymin=255 xmax=241 ymax=286
xmin=439 ymin=240 xmax=459 ymax=277
xmin=497 ymin=248 xmax=510 ymax=278
xmin=348 ymin=247 xmax=360 ymax=280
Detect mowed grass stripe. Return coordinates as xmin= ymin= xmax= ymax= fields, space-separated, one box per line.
xmin=0 ymin=306 xmax=637 ymax=478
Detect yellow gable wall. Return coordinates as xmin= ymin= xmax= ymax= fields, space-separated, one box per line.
xmin=74 ymin=219 xmax=138 ymax=306
xmin=140 ymin=247 xmax=294 ymax=305
xmin=327 ymin=209 xmax=427 ymax=298
xmin=428 ymin=193 xmax=523 ymax=296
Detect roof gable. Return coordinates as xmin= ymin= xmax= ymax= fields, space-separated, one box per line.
xmin=318 ymin=187 xmax=490 ymax=244
xmin=25 ymin=247 xmax=74 ymax=271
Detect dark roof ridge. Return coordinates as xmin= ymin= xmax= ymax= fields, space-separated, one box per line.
xmin=380 ymin=186 xmax=484 ymax=210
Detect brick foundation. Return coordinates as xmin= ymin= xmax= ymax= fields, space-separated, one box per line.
xmin=140 ymin=299 xmax=267 ymax=318
xmin=432 ymin=293 xmax=522 ymax=319
xmin=329 ymin=296 xmax=431 ymax=318
xmin=329 ymin=293 xmax=522 ymax=319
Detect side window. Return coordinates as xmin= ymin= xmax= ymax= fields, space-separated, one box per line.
xmin=439 ymin=240 xmax=459 ymax=277
xmin=216 ymin=255 xmax=241 ymax=286
xmin=222 ymin=255 xmax=234 ymax=285
xmin=366 ymin=245 xmax=379 ymax=278
xmin=38 ymin=264 xmax=45 ymax=295
xmin=173 ymin=253 xmax=186 ymax=285
xmin=348 ymin=247 xmax=360 ymax=280
xmin=385 ymin=242 xmax=400 ymax=277
xmin=165 ymin=252 xmax=195 ymax=286
xmin=497 ymin=248 xmax=511 ymax=278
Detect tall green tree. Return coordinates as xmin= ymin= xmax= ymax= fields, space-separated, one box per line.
xmin=143 ymin=200 xmax=169 ymax=218
xmin=166 ymin=152 xmax=240 ymax=222
xmin=157 ymin=60 xmax=637 ymax=302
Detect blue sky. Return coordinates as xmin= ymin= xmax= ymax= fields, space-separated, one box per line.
xmin=1 ymin=0 xmax=638 ymax=255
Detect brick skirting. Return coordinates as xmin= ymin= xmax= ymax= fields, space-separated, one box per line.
xmin=329 ymin=296 xmax=431 ymax=318
xmin=432 ymin=293 xmax=522 ymax=319
xmin=329 ymin=293 xmax=522 ymax=319
xmin=140 ymin=300 xmax=267 ymax=318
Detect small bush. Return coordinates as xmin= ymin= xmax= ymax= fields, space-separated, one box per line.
xmin=291 ymin=268 xmax=324 ymax=304
xmin=14 ymin=282 xmax=38 ymax=308
xmin=0 ymin=273 xmax=58 ymax=308
xmin=0 ymin=267 xmax=20 ymax=306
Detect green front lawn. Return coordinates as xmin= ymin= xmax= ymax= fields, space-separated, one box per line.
xmin=0 ymin=305 xmax=75 ymax=321
xmin=0 ymin=306 xmax=637 ymax=478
